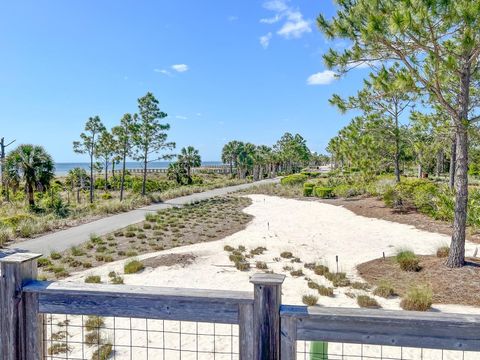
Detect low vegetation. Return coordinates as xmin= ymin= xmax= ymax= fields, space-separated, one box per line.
xmin=396 ymin=250 xmax=421 ymax=272
xmin=124 ymin=259 xmax=144 ymax=274
xmin=373 ymin=280 xmax=395 ymax=298
xmin=400 ymin=285 xmax=433 ymax=311
xmin=302 ymin=294 xmax=319 ymax=306
xmin=357 ymin=295 xmax=381 ymax=309
xmin=38 ymin=195 xmax=252 ymax=280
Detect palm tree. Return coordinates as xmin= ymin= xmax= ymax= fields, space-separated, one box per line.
xmin=178 ymin=146 xmax=201 ymax=183
xmin=5 ymin=144 xmax=55 ymax=206
xmin=167 ymin=162 xmax=187 ymax=185
xmin=222 ymin=141 xmax=242 ymax=175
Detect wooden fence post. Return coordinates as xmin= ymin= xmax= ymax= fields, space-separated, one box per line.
xmin=250 ymin=273 xmax=285 ymax=360
xmin=0 ymin=252 xmax=42 ymax=360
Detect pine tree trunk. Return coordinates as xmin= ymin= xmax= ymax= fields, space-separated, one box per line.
xmin=449 ymin=136 xmax=456 ymax=190
xmin=120 ymin=150 xmax=127 ymax=201
xmin=142 ymin=153 xmax=148 ymax=196
xmin=446 ymin=125 xmax=468 ymax=267
xmin=104 ymin=161 xmax=108 ymax=192
xmin=89 ymin=154 xmax=94 ymax=203
xmin=394 ymin=106 xmax=401 ymax=183
xmin=446 ymin=61 xmax=470 ymax=268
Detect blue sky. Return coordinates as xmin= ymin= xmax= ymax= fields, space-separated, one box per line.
xmin=0 ymin=0 xmax=370 ymax=162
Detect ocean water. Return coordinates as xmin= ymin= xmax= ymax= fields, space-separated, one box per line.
xmin=55 ymin=161 xmax=223 ymax=176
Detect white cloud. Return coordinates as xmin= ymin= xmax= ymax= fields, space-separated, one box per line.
xmin=260 ymin=0 xmax=311 ymax=42
xmin=307 ymin=70 xmax=337 ymax=85
xmin=171 ymin=64 xmax=189 ymax=72
xmin=154 ymin=68 xmax=172 ymax=76
xmin=228 ymin=15 xmax=239 ymax=21
xmin=196 ymin=113 xmax=202 ymax=117
xmin=260 ymin=32 xmax=272 ymax=49
xmin=175 ymin=115 xmax=188 ymax=120
xmin=260 ymin=14 xmax=281 ymax=24
xmin=277 ymin=12 xmax=311 ymax=39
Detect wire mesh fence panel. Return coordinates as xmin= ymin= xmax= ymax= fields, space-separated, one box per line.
xmin=43 ymin=314 xmax=239 ymax=360
xmin=295 ymin=341 xmax=478 ymax=360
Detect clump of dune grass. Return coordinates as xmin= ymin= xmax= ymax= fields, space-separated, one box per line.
xmin=396 ymin=249 xmax=421 ymax=272
xmin=85 ymin=316 xmax=105 ymax=331
xmin=357 ymin=295 xmax=381 ymax=308
xmin=325 ymin=272 xmax=350 ymax=287
xmin=302 ymin=294 xmax=319 ymax=306
xmin=373 ymin=280 xmax=396 ymax=298
xmin=400 ymin=285 xmax=433 ymax=311
xmin=256 ymin=261 xmax=268 ymax=270
xmin=313 ymin=265 xmax=329 ymax=276
xmin=84 ymin=275 xmax=102 ymax=284
xmin=351 ymin=282 xmax=369 ymax=290
xmin=280 ymin=251 xmax=293 ymax=259
xmin=436 ymin=246 xmax=450 ymax=258
xmin=317 ymin=285 xmax=334 ymax=297
xmin=290 ymin=269 xmax=304 ymax=277
xmin=124 ymin=259 xmax=144 ymax=274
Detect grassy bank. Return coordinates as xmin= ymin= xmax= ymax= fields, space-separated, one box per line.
xmin=37 ymin=195 xmax=252 ymax=280
xmin=0 ymin=173 xmax=249 ymax=246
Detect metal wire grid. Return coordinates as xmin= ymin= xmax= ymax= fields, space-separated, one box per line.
xmin=42 ymin=314 xmax=239 ymax=360
xmin=295 ymin=341 xmax=478 ymax=360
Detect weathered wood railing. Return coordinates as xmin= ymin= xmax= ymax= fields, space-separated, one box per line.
xmin=1 ymin=252 xmax=480 ymax=360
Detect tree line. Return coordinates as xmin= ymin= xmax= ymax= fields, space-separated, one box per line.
xmin=221 ymin=133 xmax=313 ymax=180
xmin=317 ymin=0 xmax=480 ymax=268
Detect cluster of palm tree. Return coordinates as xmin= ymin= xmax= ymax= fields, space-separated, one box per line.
xmin=3 ymin=144 xmax=55 ymax=207
xmin=221 ymin=133 xmax=312 ymax=180
xmin=167 ymin=146 xmax=202 ymax=185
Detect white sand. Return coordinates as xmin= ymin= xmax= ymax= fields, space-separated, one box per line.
xmin=55 ymin=195 xmax=479 ymax=359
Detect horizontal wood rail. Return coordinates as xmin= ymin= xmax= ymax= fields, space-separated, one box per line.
xmin=2 ymin=252 xmax=480 ymax=360
xmin=280 ymin=305 xmax=480 ymax=358
xmin=24 ymin=281 xmax=253 ymax=324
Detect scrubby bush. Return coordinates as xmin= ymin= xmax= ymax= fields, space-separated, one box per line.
xmin=290 ymin=269 xmax=304 ymax=277
xmin=124 ymin=260 xmax=144 ymax=274
xmin=351 ymin=282 xmax=369 ymax=290
xmin=303 ymin=182 xmax=316 ymax=197
xmin=357 ymin=295 xmax=381 ymax=308
xmin=373 ymin=280 xmax=395 ymax=298
xmin=314 ymin=187 xmax=334 ymax=199
xmin=400 ymin=285 xmax=433 ymax=311
xmin=396 ymin=250 xmax=421 ymax=272
xmin=85 ymin=275 xmax=102 ymax=284
xmin=250 ymin=246 xmax=267 ymax=255
xmin=85 ymin=316 xmax=105 ymax=331
xmin=281 ymin=174 xmax=308 ymax=186
xmin=224 ymin=245 xmax=234 ymax=252
xmin=333 ymin=184 xmax=364 ymax=198
xmin=50 ymin=251 xmax=62 ymax=260
xmin=302 ymin=294 xmax=319 ymax=306
xmin=325 ymin=272 xmax=350 ymax=287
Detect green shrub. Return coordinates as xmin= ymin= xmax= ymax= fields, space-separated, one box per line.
xmin=235 ymin=261 xmax=251 ymax=271
xmin=38 ymin=257 xmax=52 ymax=267
xmin=124 ymin=259 xmax=144 ymax=274
xmin=250 ymin=246 xmax=267 ymax=255
xmin=101 ymin=192 xmax=113 ymax=200
xmin=302 ymin=294 xmax=319 ymax=306
xmin=307 ymin=281 xmax=320 ymax=289
xmin=373 ymin=280 xmax=395 ymax=298
xmin=0 ymin=226 xmax=14 ymax=245
xmin=50 ymin=251 xmax=62 ymax=260
xmin=303 ymin=182 xmax=315 ymax=197
xmin=400 ymin=285 xmax=433 ymax=311
xmin=281 ymin=174 xmax=308 ymax=186
xmin=357 ymin=295 xmax=381 ymax=308
xmin=325 ymin=272 xmax=350 ymax=287
xmin=396 ymin=250 xmax=421 ymax=272
xmin=70 ymin=246 xmax=85 ymax=257
xmin=333 ymin=184 xmax=364 ymax=198
xmin=314 ymin=187 xmax=334 ymax=199
xmin=85 ymin=275 xmax=102 ymax=284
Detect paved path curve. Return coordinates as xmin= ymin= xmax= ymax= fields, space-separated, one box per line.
xmin=9 ymin=178 xmax=278 ymax=254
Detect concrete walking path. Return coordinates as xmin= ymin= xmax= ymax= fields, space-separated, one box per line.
xmin=9 ymin=178 xmax=278 ymax=254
